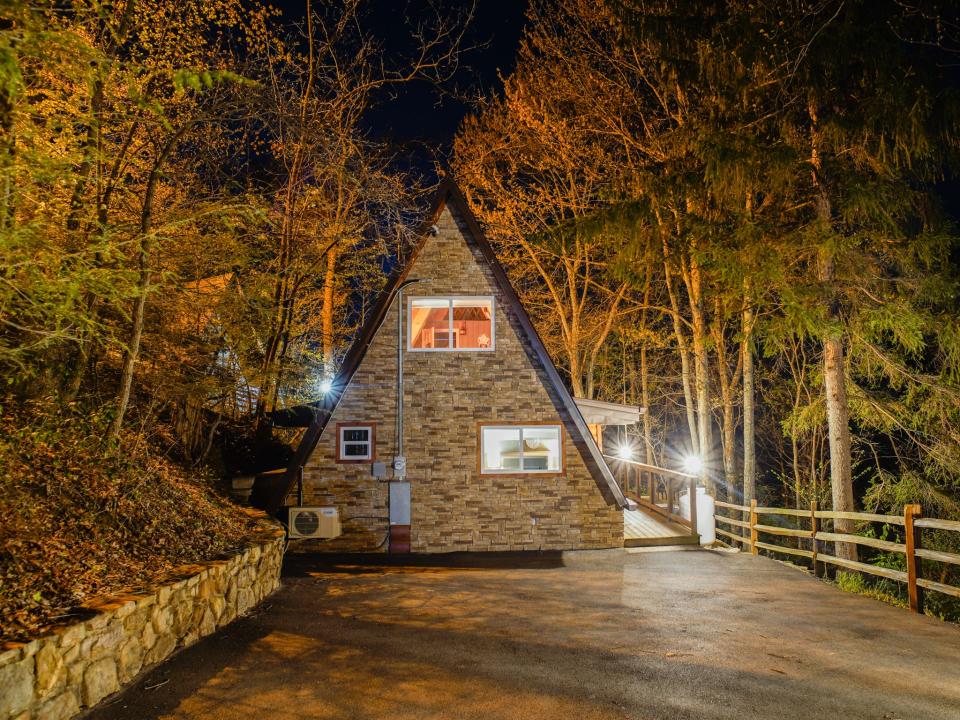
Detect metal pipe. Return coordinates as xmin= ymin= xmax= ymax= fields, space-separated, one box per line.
xmin=395 ymin=279 xmax=425 ymax=468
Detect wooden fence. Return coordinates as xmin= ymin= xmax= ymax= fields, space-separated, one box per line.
xmin=714 ymin=500 xmax=960 ymax=614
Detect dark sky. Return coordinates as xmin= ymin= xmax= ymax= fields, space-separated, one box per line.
xmin=270 ymin=0 xmax=529 ymax=177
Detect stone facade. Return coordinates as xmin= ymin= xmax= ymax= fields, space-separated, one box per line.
xmin=0 ymin=518 xmax=284 ymax=720
xmin=294 ymin=202 xmax=624 ymax=553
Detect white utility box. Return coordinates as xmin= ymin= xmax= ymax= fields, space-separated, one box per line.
xmin=679 ymin=487 xmax=716 ymax=545
xmin=288 ymin=507 xmax=341 ymax=539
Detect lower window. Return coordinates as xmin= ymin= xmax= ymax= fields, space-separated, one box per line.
xmin=480 ymin=425 xmax=563 ymax=474
xmin=337 ymin=424 xmax=374 ymax=462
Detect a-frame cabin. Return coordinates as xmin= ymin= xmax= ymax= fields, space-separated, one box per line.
xmin=266 ymin=179 xmax=627 ymax=553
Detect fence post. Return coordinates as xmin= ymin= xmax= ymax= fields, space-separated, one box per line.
xmin=810 ymin=501 xmax=819 ymax=577
xmin=749 ymin=498 xmax=759 ymax=556
xmin=904 ymin=504 xmax=924 ymax=614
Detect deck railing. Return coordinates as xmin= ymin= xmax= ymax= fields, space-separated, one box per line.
xmin=714 ymin=500 xmax=960 ymax=613
xmin=606 ymin=456 xmax=698 ymax=537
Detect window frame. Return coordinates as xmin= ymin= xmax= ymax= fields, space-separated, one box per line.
xmin=336 ymin=423 xmax=376 ymax=463
xmin=477 ymin=422 xmax=566 ymax=476
xmin=407 ymin=295 xmax=496 ymax=353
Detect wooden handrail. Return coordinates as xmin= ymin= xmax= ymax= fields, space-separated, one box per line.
xmin=754 ymin=523 xmax=812 ymax=539
xmin=715 ymin=500 xmax=749 ymax=512
xmin=814 ymin=510 xmax=904 ymax=525
xmin=915 ymin=547 xmax=960 ymax=567
xmin=914 ymin=517 xmax=960 ymax=532
xmin=814 ymin=531 xmax=906 ymax=555
xmin=917 ymin=577 xmax=960 ymax=599
xmin=755 ymin=541 xmax=813 ymax=559
xmin=716 ymin=527 xmax=749 ymax=544
xmin=817 ymin=553 xmax=909 ymax=583
xmin=756 ymin=506 xmax=809 ymax=517
xmin=602 ymin=456 xmax=697 ymax=480
xmin=715 ymin=515 xmax=750 ymax=530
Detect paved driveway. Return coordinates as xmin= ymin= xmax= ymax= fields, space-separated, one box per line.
xmin=88 ymin=548 xmax=960 ymax=720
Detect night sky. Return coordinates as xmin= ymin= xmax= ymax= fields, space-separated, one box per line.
xmin=271 ymin=0 xmax=529 ymax=177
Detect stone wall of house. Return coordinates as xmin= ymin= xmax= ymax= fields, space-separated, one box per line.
xmin=295 ymin=202 xmax=624 ymax=553
xmin=0 ymin=521 xmax=284 ymax=720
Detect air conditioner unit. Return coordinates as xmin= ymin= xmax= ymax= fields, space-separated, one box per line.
xmin=288 ymin=507 xmax=341 ymax=539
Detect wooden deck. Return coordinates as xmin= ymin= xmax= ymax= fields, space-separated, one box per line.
xmin=624 ymin=507 xmax=699 ymax=547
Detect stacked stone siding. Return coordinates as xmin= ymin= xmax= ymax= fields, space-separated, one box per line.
xmin=0 ymin=519 xmax=284 ymax=720
xmin=296 ymin=202 xmax=623 ymax=553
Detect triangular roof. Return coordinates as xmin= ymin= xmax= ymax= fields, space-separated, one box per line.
xmin=264 ymin=178 xmax=626 ymax=513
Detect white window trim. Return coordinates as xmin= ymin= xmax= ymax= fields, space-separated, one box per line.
xmin=407 ymin=295 xmax=496 ymax=352
xmin=338 ymin=425 xmax=373 ymax=461
xmin=479 ymin=424 xmax=564 ymax=475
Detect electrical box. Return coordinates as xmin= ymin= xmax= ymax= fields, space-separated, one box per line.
xmin=389 ymin=482 xmax=411 ymax=525
xmin=372 ymin=461 xmax=387 ymax=479
xmin=393 ymin=455 xmax=407 ymax=479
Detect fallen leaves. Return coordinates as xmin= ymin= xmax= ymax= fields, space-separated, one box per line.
xmin=0 ymin=399 xmax=264 ymax=643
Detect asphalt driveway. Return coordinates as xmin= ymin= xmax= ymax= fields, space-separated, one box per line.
xmin=88 ymin=548 xmax=960 ymax=720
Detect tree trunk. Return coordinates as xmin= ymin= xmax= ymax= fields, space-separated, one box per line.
xmin=712 ymin=298 xmax=741 ymax=503
xmin=822 ymin=319 xmax=857 ymax=560
xmin=109 ymin=217 xmax=153 ymax=440
xmin=663 ymin=256 xmax=699 ymax=455
xmin=108 ymin=131 xmax=181 ymax=441
xmin=810 ymin=102 xmax=857 ymax=561
xmin=686 ymin=251 xmax=712 ymax=492
xmin=321 ymin=245 xmax=338 ymax=375
xmin=640 ymin=344 xmax=654 ymax=466
xmin=742 ymin=285 xmax=756 ymax=507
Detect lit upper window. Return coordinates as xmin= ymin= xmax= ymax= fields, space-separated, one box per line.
xmin=408 ymin=297 xmax=494 ymax=351
xmin=480 ymin=425 xmax=563 ymax=474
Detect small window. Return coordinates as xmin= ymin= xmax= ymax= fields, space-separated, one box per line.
xmin=409 ymin=297 xmax=494 ymax=351
xmin=480 ymin=425 xmax=563 ymax=474
xmin=337 ymin=424 xmax=375 ymax=462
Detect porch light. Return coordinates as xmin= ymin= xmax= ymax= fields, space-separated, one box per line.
xmin=317 ymin=377 xmax=334 ymax=394
xmin=683 ymin=455 xmax=703 ymax=475
xmin=616 ymin=444 xmax=634 ymax=460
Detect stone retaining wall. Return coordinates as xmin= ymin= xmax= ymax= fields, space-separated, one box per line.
xmin=0 ymin=520 xmax=285 ymax=720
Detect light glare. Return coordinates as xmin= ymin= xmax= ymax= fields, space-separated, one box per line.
xmin=683 ymin=455 xmax=703 ymax=474
xmin=617 ymin=444 xmax=634 ymax=460
xmin=318 ymin=377 xmax=333 ymax=394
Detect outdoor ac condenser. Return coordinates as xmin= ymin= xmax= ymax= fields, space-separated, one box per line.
xmin=288 ymin=507 xmax=341 ymax=539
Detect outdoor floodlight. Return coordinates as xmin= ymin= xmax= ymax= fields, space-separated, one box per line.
xmin=683 ymin=455 xmax=703 ymax=475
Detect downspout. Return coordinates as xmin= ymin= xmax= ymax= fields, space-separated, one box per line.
xmin=390 ymin=278 xmax=424 ymax=554
xmin=395 ymin=278 xmax=425 ymax=468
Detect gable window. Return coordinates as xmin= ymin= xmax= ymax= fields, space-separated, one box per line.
xmin=479 ymin=424 xmax=563 ymax=474
xmin=409 ymin=296 xmax=494 ymax=351
xmin=337 ymin=423 xmax=375 ymax=462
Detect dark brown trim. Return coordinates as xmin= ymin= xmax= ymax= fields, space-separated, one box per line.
xmin=335 ymin=422 xmax=377 ymax=464
xmin=476 ymin=421 xmax=567 ymax=477
xmin=263 ymin=177 xmax=626 ymax=515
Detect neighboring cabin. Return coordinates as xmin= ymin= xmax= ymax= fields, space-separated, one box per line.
xmin=258 ymin=179 xmax=627 ymax=553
